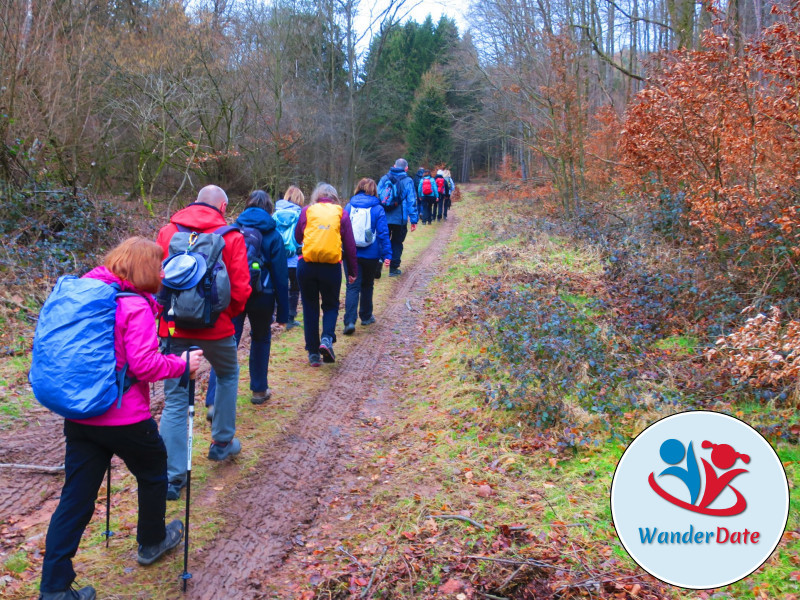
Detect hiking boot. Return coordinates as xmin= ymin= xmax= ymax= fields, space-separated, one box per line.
xmin=166 ymin=477 xmax=186 ymax=501
xmin=205 ymin=405 xmax=214 ymax=423
xmin=343 ymin=322 xmax=356 ymax=336
xmin=389 ymin=269 xmax=402 ymax=277
xmin=137 ymin=519 xmax=184 ymax=565
xmin=285 ymin=320 xmax=301 ymax=331
xmin=308 ymin=353 xmax=322 ymax=367
xmin=39 ymin=585 xmax=96 ymax=600
xmin=319 ymin=337 xmax=336 ymax=363
xmin=361 ymin=316 xmax=376 ymax=326
xmin=251 ymin=389 xmax=272 ymax=405
xmin=208 ymin=438 xmax=241 ymax=461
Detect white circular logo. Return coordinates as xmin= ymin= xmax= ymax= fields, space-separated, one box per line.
xmin=610 ymin=410 xmax=789 ymax=589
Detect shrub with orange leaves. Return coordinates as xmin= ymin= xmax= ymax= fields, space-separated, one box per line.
xmin=709 ymin=306 xmax=800 ymax=391
xmin=620 ymin=3 xmax=800 ymax=293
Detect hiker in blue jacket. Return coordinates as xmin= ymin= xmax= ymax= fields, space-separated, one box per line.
xmin=417 ymin=169 xmax=439 ymax=225
xmin=203 ymin=191 xmax=288 ymax=438
xmin=377 ymin=158 xmax=418 ymax=277
xmin=274 ymin=185 xmax=305 ymax=330
xmin=342 ymin=178 xmax=392 ymax=334
xmin=412 ymin=167 xmax=425 ymax=215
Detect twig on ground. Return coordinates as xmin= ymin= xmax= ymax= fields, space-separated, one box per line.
xmin=429 ymin=514 xmax=486 ymax=530
xmin=360 ymin=545 xmax=388 ymax=598
xmin=0 ymin=463 xmax=64 ymax=473
xmin=0 ymin=295 xmax=38 ymax=315
xmin=336 ymin=545 xmax=366 ymax=572
xmin=465 ymin=555 xmax=558 ymax=570
xmin=498 ymin=564 xmax=526 ymax=591
xmin=481 ymin=594 xmax=509 ymax=600
xmin=555 ymin=574 xmax=644 ymax=593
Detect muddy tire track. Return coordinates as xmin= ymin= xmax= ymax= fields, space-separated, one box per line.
xmin=189 ymin=218 xmax=456 ymax=599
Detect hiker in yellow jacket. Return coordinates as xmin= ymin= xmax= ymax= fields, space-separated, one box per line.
xmin=293 ymin=183 xmax=358 ymax=366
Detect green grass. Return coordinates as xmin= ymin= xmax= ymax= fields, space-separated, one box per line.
xmin=653 ymin=334 xmax=699 ymax=355
xmin=4 ymin=551 xmax=29 ymax=574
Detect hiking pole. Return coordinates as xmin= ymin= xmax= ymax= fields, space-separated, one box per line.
xmin=104 ymin=463 xmax=113 ymax=547
xmin=181 ymin=346 xmax=200 ymax=592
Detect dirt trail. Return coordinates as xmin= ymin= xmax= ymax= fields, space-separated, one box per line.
xmin=189 ymin=218 xmax=456 ymax=599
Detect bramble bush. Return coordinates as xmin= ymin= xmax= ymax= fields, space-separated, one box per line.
xmin=0 ymin=183 xmax=124 ymax=285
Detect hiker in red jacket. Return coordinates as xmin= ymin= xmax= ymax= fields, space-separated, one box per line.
xmin=156 ymin=185 xmax=251 ymax=500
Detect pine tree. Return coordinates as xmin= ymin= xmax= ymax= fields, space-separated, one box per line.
xmin=406 ymin=71 xmax=452 ymax=167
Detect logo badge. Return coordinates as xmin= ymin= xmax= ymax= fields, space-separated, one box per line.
xmin=611 ymin=411 xmax=789 ymax=589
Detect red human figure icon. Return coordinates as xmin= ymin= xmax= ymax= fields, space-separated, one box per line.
xmin=698 ymin=441 xmax=750 ymax=511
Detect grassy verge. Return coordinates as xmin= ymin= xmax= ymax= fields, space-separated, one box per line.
xmin=297 ymin=187 xmax=799 ymax=599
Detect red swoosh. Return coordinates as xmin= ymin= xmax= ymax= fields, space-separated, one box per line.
xmin=648 ymin=472 xmax=747 ymax=516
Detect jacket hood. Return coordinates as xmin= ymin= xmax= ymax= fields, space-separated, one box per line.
xmin=389 ymin=167 xmax=408 ymax=177
xmin=170 ymin=202 xmax=228 ymax=231
xmin=348 ymin=193 xmax=380 ymax=208
xmin=416 ymin=168 xmax=425 ymax=177
xmin=275 ymin=199 xmax=302 ymax=213
xmin=236 ymin=206 xmax=277 ymax=233
xmin=83 ymin=266 xmax=160 ymax=313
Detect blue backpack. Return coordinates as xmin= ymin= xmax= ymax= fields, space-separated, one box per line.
xmin=377 ymin=172 xmax=405 ymax=210
xmin=29 ymin=276 xmax=137 ymax=419
xmin=273 ymin=208 xmax=300 ymax=258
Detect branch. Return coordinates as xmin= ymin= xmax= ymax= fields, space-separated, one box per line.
xmin=0 ymin=294 xmax=38 ymax=315
xmin=430 ymin=514 xmax=486 ymax=530
xmin=573 ymin=24 xmax=645 ymax=81
xmin=465 ymin=555 xmax=558 ymax=570
xmin=602 ymin=0 xmax=672 ymax=30
xmin=0 ymin=463 xmax=64 ymax=473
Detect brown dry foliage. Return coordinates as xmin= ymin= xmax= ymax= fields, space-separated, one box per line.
xmin=710 ymin=306 xmax=800 ymax=389
xmin=620 ymin=3 xmax=800 ymax=283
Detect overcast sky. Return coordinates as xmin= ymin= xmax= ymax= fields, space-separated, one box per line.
xmin=354 ymin=0 xmax=472 ymax=52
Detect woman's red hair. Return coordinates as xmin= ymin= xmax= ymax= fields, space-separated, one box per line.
xmin=104 ymin=237 xmax=163 ymax=293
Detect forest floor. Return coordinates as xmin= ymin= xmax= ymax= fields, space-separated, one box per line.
xmin=0 ymin=185 xmax=799 ymax=599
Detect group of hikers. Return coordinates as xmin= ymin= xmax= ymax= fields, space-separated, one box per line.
xmin=33 ymin=157 xmax=455 ymax=600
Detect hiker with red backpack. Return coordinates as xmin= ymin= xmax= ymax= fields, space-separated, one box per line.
xmin=418 ymin=169 xmax=439 ymax=225
xmin=156 ymin=185 xmax=251 ymax=501
xmin=377 ymin=158 xmax=418 ymax=276
xmin=434 ymin=170 xmax=450 ymax=221
xmin=342 ymin=178 xmax=392 ymax=334
xmin=203 ymin=190 xmax=289 ymax=427
xmin=35 ymin=238 xmax=203 ymax=600
xmin=294 ymin=183 xmax=358 ymax=366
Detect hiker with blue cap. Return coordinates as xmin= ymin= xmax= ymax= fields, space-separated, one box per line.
xmin=156 ymin=185 xmax=251 ymax=501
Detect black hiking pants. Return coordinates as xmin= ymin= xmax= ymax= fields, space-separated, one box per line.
xmin=388 ymin=224 xmax=408 ymax=270
xmin=41 ymin=419 xmax=167 ymax=593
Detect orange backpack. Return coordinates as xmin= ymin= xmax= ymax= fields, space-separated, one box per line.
xmin=302 ymin=203 xmax=343 ymax=263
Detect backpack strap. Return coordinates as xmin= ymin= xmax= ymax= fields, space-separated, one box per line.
xmin=213 ymin=224 xmax=240 ymax=237
xmin=112 ymin=289 xmax=143 ymax=407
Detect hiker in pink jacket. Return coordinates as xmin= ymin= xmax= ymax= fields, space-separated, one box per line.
xmin=39 ymin=238 xmax=203 ymax=600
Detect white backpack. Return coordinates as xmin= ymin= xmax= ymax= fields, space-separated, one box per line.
xmin=349 ymin=206 xmax=375 ymax=248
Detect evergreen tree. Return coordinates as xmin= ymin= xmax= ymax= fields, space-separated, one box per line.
xmin=360 ymin=16 xmax=460 ymax=171
xmin=406 ymin=71 xmax=452 ymax=167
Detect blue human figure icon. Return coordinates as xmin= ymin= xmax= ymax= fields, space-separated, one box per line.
xmin=658 ymin=438 xmax=701 ymax=505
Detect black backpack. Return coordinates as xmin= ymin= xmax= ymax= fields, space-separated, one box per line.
xmin=238 ymin=225 xmax=268 ymax=294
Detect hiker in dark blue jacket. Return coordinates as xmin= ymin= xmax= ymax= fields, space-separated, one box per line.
xmin=204 ymin=191 xmax=288 ymax=428
xmin=412 ymin=167 xmax=425 ymax=214
xmin=342 ymin=178 xmax=392 ymax=334
xmin=377 ymin=158 xmax=418 ymax=277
